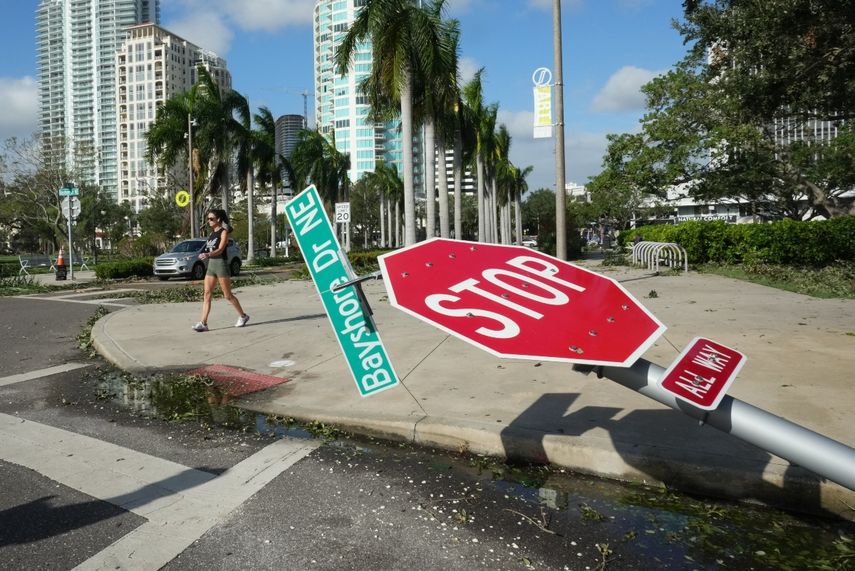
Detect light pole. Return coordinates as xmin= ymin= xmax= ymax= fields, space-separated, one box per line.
xmin=187 ymin=114 xmax=197 ymax=237
xmin=553 ymin=0 xmax=567 ymax=260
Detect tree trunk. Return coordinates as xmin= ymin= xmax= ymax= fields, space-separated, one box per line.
xmin=270 ymin=183 xmax=278 ymax=257
xmin=395 ymin=200 xmax=401 ymax=247
xmin=379 ymin=194 xmax=386 ymax=248
xmin=424 ymin=117 xmax=436 ymax=239
xmin=437 ymin=137 xmax=450 ymax=238
xmin=453 ymin=129 xmax=463 ymax=239
xmin=401 ymin=69 xmax=417 ymax=245
xmin=246 ymin=168 xmax=255 ymax=264
xmin=514 ymin=193 xmax=523 ymax=246
xmin=476 ymin=155 xmax=485 ymax=242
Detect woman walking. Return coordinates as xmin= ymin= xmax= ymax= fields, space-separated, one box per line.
xmin=192 ymin=209 xmax=250 ymax=332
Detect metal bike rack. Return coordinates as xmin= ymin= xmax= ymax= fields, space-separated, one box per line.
xmin=632 ymin=241 xmax=688 ymax=273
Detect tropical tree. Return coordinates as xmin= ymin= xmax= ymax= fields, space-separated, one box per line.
xmin=193 ymin=68 xmax=249 ymax=212
xmin=462 ymin=70 xmax=497 ymax=243
xmin=597 ymin=0 xmax=855 ymax=219
xmin=289 ymin=129 xmax=351 ymax=210
xmin=336 ymin=0 xmax=451 ymax=246
xmin=251 ymin=107 xmax=283 ymax=257
xmin=432 ymin=17 xmax=461 ymax=239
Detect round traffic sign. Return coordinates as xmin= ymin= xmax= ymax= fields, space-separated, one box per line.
xmin=175 ymin=191 xmax=190 ymax=207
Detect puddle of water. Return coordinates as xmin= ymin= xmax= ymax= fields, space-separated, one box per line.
xmin=97 ymin=370 xmax=853 ymax=570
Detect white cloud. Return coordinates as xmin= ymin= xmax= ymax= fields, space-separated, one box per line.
xmin=167 ymin=12 xmax=235 ymax=55
xmin=591 ymin=65 xmax=660 ymax=112
xmin=458 ymin=56 xmax=481 ymax=85
xmin=0 ymin=77 xmax=38 ymax=142
xmin=220 ymin=0 xmax=315 ymax=32
xmin=497 ymin=108 xmax=609 ymax=191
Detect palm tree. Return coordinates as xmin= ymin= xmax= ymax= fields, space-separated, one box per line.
xmin=462 ymin=70 xmax=497 ymax=243
xmin=430 ymin=17 xmax=460 ymax=239
xmin=194 ymin=67 xmax=249 ymax=212
xmin=494 ymin=124 xmax=512 ymax=244
xmin=336 ymin=0 xmax=450 ymax=246
xmin=145 ymin=87 xmax=201 ymax=235
xmin=251 ymin=107 xmax=281 ymax=259
xmin=511 ymin=165 xmax=533 ymax=246
xmin=289 ymin=129 xmax=351 ymax=211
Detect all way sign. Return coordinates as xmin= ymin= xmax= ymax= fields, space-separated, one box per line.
xmin=285 ymin=185 xmax=398 ymax=397
xmin=658 ymin=337 xmax=746 ymax=411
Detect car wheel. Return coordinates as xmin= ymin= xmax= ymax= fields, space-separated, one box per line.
xmin=157 ymin=276 xmax=170 ymax=281
xmin=191 ymin=262 xmax=206 ymax=281
xmin=229 ymin=259 xmax=241 ymax=277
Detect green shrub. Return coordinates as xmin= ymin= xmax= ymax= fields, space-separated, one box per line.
xmin=347 ymin=249 xmax=391 ymax=272
xmin=630 ymin=217 xmax=855 ymax=267
xmin=95 ymin=257 xmax=155 ymax=279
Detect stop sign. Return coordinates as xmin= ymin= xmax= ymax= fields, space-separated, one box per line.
xmin=378 ymin=238 xmax=665 ymax=366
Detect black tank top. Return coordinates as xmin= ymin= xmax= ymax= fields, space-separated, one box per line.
xmin=205 ymin=229 xmax=228 ymax=260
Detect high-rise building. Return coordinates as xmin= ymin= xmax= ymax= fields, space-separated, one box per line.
xmin=313 ymin=0 xmax=423 ymax=189
xmin=115 ymin=24 xmax=230 ymax=212
xmin=36 ymin=0 xmax=160 ymax=201
xmin=275 ymin=114 xmax=306 ymax=194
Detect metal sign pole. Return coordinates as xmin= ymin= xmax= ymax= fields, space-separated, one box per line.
xmin=67 ymin=197 xmax=75 ymax=281
xmin=575 ymin=359 xmax=855 ymax=491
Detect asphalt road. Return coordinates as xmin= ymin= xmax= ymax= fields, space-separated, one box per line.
xmin=1 ymin=288 xmax=851 ymax=570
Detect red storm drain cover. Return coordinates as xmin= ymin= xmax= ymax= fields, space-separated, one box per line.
xmin=187 ymin=365 xmax=289 ymax=397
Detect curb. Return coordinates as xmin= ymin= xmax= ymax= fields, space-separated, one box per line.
xmin=236 ymin=400 xmax=855 ymax=521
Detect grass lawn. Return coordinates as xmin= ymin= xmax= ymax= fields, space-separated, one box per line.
xmin=697 ymin=262 xmax=855 ymax=299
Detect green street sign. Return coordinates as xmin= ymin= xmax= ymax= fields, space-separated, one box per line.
xmin=285 ymin=185 xmax=399 ymax=397
xmin=58 ymin=183 xmax=79 ymax=197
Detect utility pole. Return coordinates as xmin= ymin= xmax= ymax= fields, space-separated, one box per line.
xmin=553 ymin=0 xmax=567 ymax=260
xmin=188 ymin=113 xmax=197 ymax=237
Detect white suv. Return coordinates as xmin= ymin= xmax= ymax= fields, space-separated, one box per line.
xmin=153 ymin=239 xmax=242 ymax=281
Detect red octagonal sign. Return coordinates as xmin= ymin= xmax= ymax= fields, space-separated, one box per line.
xmin=379 ymin=238 xmax=666 ymax=367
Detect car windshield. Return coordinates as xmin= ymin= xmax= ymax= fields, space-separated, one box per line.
xmin=169 ymin=240 xmax=204 ymax=253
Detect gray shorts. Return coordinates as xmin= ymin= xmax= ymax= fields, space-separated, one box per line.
xmin=206 ymin=258 xmax=229 ymax=278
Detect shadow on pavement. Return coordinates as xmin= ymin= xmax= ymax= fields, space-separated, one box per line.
xmin=500 ymin=393 xmax=832 ymax=518
xmin=0 ymin=467 xmax=224 ymax=546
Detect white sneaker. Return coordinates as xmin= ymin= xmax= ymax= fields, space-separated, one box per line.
xmin=235 ymin=314 xmax=250 ymax=328
xmin=192 ymin=322 xmax=208 ymax=332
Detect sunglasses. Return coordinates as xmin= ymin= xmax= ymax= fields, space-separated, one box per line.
xmin=207 ymin=217 xmax=217 ymax=221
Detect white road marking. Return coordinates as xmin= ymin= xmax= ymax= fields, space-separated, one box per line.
xmin=16 ymin=296 xmax=132 ymax=308
xmin=0 ymin=363 xmax=92 ymax=387
xmin=51 ymin=288 xmax=144 ymax=299
xmin=0 ymin=413 xmax=320 ymax=570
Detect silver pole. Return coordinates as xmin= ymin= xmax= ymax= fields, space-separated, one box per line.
xmin=67 ymin=199 xmax=74 ymax=281
xmin=552 ymin=0 xmax=567 ymax=260
xmin=188 ymin=113 xmax=196 ymax=238
xmin=579 ymin=359 xmax=855 ymax=491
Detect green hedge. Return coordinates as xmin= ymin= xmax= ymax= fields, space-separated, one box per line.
xmin=95 ymin=257 xmax=155 ymax=279
xmin=627 ymin=218 xmax=855 ymax=266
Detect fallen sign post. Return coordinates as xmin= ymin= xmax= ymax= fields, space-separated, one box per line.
xmin=285 ymin=185 xmax=398 ymax=397
xmin=378 ymin=238 xmax=855 ymax=491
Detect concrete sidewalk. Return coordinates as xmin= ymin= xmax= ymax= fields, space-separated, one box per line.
xmin=91 ymin=263 xmax=855 ymax=519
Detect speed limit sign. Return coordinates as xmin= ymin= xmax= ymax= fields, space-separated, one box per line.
xmin=334 ymin=202 xmax=351 ymax=224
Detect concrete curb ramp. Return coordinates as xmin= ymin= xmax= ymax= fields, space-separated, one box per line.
xmin=91 ymin=269 xmax=855 ymax=520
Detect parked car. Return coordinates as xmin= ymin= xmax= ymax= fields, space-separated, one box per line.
xmin=153 ymin=238 xmax=242 ymax=281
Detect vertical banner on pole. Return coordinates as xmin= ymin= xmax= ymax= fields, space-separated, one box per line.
xmin=532 ymin=67 xmax=553 ymax=139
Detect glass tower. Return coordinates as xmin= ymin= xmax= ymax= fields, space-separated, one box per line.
xmin=36 ymin=0 xmax=160 ymax=201
xmin=313 ymin=0 xmax=422 ymax=189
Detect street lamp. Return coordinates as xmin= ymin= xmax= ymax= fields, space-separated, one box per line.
xmin=552 ymin=0 xmax=567 ymax=260
xmin=186 ymin=114 xmax=198 ymax=237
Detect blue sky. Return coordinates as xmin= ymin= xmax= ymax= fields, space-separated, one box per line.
xmin=0 ymin=0 xmax=690 ymax=191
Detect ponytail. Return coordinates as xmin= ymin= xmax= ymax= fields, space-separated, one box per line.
xmin=207 ymin=209 xmax=233 ymax=232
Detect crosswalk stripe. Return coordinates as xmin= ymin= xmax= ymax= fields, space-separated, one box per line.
xmin=0 ymin=413 xmax=319 ymax=570
xmin=0 ymin=363 xmax=92 ymax=387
